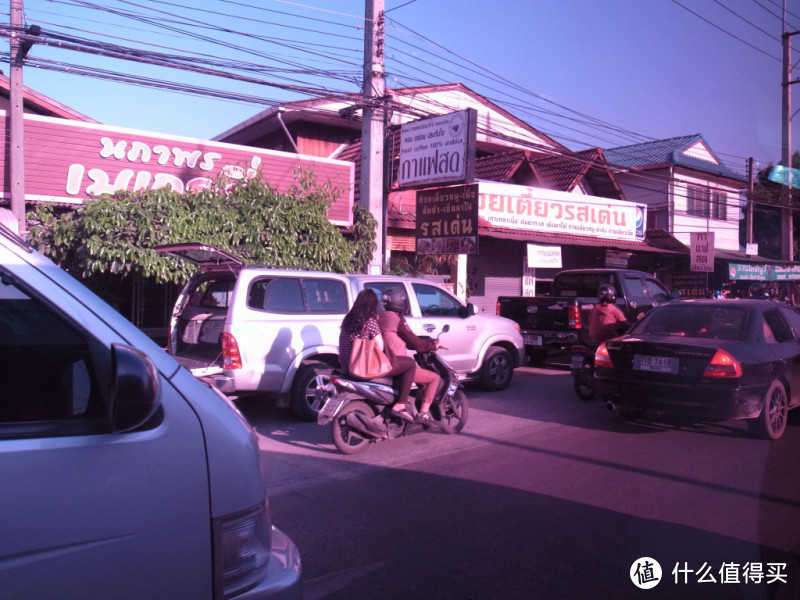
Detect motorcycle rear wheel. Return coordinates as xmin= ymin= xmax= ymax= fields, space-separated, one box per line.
xmin=435 ymin=389 xmax=469 ymax=434
xmin=332 ymin=400 xmax=378 ymax=455
xmin=573 ymin=365 xmax=596 ymax=401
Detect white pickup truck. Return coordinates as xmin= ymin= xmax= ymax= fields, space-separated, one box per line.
xmin=156 ymin=243 xmax=526 ymax=420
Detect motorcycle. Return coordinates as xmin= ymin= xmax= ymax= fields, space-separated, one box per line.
xmin=570 ymin=344 xmax=597 ymax=401
xmin=313 ymin=325 xmax=469 ymax=455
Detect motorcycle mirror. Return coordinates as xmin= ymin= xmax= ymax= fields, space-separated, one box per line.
xmin=441 ymin=324 xmax=450 ymax=333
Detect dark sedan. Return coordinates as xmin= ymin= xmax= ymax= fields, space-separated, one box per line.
xmin=595 ymin=299 xmax=800 ymax=439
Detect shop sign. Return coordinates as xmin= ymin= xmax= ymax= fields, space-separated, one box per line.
xmin=416 ymin=183 xmax=479 ymax=255
xmin=731 ymin=262 xmax=800 ymax=281
xmin=527 ymin=244 xmax=562 ymax=268
xmin=477 ymin=181 xmax=646 ymax=241
xmin=672 ymin=272 xmax=709 ymax=298
xmin=398 ymin=109 xmax=477 ymax=188
xmin=690 ymin=232 xmax=715 ymax=272
xmin=0 ymin=112 xmax=355 ymax=225
xmin=605 ymin=249 xmax=631 ymax=268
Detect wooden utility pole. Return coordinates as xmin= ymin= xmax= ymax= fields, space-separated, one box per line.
xmin=747 ymin=157 xmax=754 ymax=247
xmin=9 ymin=0 xmax=26 ymax=234
xmin=360 ymin=0 xmax=385 ymax=274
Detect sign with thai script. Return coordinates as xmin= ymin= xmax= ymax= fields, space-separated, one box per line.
xmin=477 ymin=182 xmax=646 ymax=241
xmin=399 ymin=109 xmax=476 ymax=188
xmin=671 ymin=272 xmax=709 ymax=298
xmin=730 ymin=262 xmax=800 ymax=281
xmin=416 ymin=183 xmax=479 ymax=255
xmin=0 ymin=112 xmax=354 ymax=226
xmin=690 ymin=232 xmax=715 ymax=272
xmin=527 ymin=244 xmax=562 ymax=268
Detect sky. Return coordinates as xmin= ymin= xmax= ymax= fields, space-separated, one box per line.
xmin=7 ymin=0 xmax=800 ymax=179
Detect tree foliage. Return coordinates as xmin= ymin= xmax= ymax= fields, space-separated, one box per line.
xmin=27 ymin=171 xmax=377 ymax=284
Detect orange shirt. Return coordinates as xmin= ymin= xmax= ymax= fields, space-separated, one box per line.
xmin=588 ymin=303 xmax=627 ymax=344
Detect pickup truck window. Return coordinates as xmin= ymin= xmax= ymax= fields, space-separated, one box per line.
xmin=0 ymin=278 xmax=106 ymax=436
xmin=552 ymin=274 xmax=617 ymax=298
xmin=247 ymin=277 xmax=348 ymax=314
xmin=412 ymin=283 xmax=462 ymax=317
xmin=643 ymin=279 xmax=670 ymax=301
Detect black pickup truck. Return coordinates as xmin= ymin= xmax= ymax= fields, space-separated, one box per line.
xmin=496 ymin=268 xmax=677 ymax=363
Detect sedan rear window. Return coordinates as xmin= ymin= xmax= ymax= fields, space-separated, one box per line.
xmin=635 ymin=305 xmax=747 ymax=340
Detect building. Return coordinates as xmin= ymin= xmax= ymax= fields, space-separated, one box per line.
xmin=216 ymin=83 xmax=687 ymax=312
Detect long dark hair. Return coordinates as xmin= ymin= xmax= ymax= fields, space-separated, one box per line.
xmin=342 ymin=289 xmax=379 ymax=332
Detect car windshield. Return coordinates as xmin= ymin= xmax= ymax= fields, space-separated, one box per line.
xmin=634 ymin=304 xmax=748 ymax=340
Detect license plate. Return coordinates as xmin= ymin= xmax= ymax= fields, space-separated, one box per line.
xmin=317 ymin=395 xmax=344 ymax=419
xmin=524 ymin=334 xmax=543 ymax=346
xmin=570 ymin=355 xmax=584 ymax=370
xmin=634 ymin=354 xmax=679 ymax=374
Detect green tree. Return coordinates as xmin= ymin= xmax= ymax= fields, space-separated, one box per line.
xmin=27 ymin=171 xmax=377 ymax=284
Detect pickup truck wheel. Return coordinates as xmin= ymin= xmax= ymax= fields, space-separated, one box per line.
xmin=479 ymin=347 xmax=513 ymax=392
xmin=291 ymin=363 xmax=332 ymax=422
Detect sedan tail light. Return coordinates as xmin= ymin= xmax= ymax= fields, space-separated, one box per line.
xmin=703 ymin=349 xmax=742 ymax=378
xmin=595 ymin=342 xmax=613 ymax=368
xmin=222 ymin=332 xmax=242 ymax=369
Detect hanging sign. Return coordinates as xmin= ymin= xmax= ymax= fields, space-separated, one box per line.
xmin=690 ymin=232 xmax=715 ymax=272
xmin=527 ymin=244 xmax=562 ymax=268
xmin=416 ymin=183 xmax=479 ymax=255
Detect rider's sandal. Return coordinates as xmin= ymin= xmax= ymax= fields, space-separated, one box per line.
xmin=415 ymin=411 xmax=433 ymax=425
xmin=391 ymin=407 xmax=414 ymax=422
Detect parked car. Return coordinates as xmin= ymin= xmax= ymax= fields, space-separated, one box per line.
xmin=0 ymin=225 xmax=302 ymax=599
xmin=497 ymin=268 xmax=677 ymax=363
xmin=595 ymin=298 xmax=800 ymax=439
xmin=155 ymin=243 xmax=525 ymax=421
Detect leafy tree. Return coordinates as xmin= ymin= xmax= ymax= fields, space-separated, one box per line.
xmin=27 ymin=171 xmax=377 ymax=284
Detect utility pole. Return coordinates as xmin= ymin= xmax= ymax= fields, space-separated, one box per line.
xmin=361 ymin=0 xmax=385 ymax=274
xmin=747 ymin=157 xmax=754 ymax=247
xmin=9 ymin=0 xmax=26 ymax=234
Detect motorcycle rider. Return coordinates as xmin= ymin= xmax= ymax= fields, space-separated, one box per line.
xmin=378 ymin=288 xmax=442 ymax=425
xmin=588 ymin=283 xmax=628 ymax=345
xmin=339 ymin=289 xmax=416 ymax=421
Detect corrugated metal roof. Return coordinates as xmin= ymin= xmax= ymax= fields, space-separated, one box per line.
xmin=604 ymin=134 xmax=746 ymax=183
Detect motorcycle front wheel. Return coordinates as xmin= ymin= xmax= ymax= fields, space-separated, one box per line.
xmin=332 ymin=400 xmax=378 ymax=455
xmin=573 ymin=365 xmax=596 ymax=401
xmin=435 ymin=389 xmax=469 ymax=434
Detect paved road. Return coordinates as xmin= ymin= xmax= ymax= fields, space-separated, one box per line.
xmin=238 ymin=365 xmax=800 ymax=599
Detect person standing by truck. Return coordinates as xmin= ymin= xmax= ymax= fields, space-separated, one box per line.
xmin=589 ymin=284 xmax=628 ymax=344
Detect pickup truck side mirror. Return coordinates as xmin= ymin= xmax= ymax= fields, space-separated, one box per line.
xmin=110 ymin=344 xmax=162 ymax=432
xmin=670 ymin=290 xmax=681 ymax=300
xmin=459 ymin=303 xmax=477 ymax=318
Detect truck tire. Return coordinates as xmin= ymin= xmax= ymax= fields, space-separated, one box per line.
xmin=479 ymin=347 xmax=514 ymax=392
xmin=291 ymin=362 xmax=332 ymax=422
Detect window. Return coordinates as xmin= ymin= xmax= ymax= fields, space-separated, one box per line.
xmin=247 ymin=277 xmax=348 ymax=314
xmin=763 ymin=309 xmax=794 ymax=343
xmin=0 ymin=277 xmax=106 ymax=434
xmin=363 ymin=282 xmax=410 ymax=315
xmin=643 ymin=279 xmax=670 ymax=301
xmin=686 ymin=184 xmax=727 ymax=220
xmin=411 ymin=283 xmax=462 ymax=317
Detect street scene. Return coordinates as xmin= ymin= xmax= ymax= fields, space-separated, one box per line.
xmin=245 ymin=361 xmax=800 ymax=599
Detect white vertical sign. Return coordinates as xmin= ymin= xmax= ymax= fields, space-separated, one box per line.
xmin=690 ymin=232 xmax=715 ymax=272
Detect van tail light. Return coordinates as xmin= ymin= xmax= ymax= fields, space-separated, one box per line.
xmin=595 ymin=343 xmax=614 ymax=368
xmin=568 ymin=305 xmax=582 ymax=329
xmin=222 ymin=332 xmax=242 ymax=370
xmin=703 ymin=349 xmax=742 ymax=378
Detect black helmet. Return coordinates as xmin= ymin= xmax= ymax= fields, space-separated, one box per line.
xmin=598 ymin=284 xmax=617 ymax=303
xmin=749 ymin=282 xmax=767 ymax=299
xmin=381 ymin=287 xmax=408 ymax=313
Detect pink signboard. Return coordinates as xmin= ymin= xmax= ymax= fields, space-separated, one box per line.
xmin=0 ymin=112 xmax=354 ymax=226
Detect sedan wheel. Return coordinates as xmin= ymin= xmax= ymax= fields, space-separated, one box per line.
xmin=749 ymin=380 xmax=789 ymax=440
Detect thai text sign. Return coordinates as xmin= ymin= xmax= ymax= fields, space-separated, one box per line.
xmin=0 ymin=112 xmax=354 ymax=225
xmin=399 ymin=109 xmax=476 ymax=188
xmin=416 ymin=183 xmax=479 ymax=255
xmin=729 ymin=262 xmax=800 ymax=281
xmin=527 ymin=244 xmax=562 ymax=268
xmin=477 ymin=182 xmax=646 ymax=241
xmin=690 ymin=232 xmax=715 ymax=272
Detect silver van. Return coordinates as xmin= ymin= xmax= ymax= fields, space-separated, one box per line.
xmin=156 ymin=244 xmax=525 ymax=421
xmin=0 ymin=227 xmax=302 ymax=599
